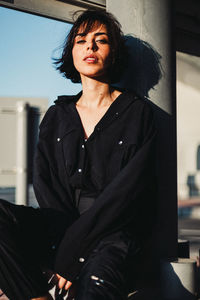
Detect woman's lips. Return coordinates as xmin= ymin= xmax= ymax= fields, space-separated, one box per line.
xmin=84 ymin=55 xmax=98 ymax=63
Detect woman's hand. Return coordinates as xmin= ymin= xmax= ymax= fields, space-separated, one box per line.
xmin=55 ymin=273 xmax=72 ymax=290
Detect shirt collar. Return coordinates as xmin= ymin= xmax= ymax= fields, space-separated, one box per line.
xmin=54 ymin=90 xmax=139 ymax=136
xmin=54 ymin=91 xmax=82 ymax=105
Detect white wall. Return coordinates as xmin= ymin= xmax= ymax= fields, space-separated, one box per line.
xmin=177 ymin=52 xmax=200 ymax=199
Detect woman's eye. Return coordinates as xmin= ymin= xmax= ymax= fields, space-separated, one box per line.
xmin=96 ymin=39 xmax=109 ymax=44
xmin=76 ymin=40 xmax=85 ymax=44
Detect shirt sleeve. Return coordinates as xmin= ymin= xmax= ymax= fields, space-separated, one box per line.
xmin=54 ymin=102 xmax=157 ymax=281
xmin=33 ymin=106 xmax=79 ymax=223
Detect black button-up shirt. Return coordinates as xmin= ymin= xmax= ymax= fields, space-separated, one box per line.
xmin=33 ymin=90 xmax=157 ymax=281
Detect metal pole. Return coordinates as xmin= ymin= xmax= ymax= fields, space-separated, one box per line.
xmin=16 ymin=102 xmax=29 ymax=205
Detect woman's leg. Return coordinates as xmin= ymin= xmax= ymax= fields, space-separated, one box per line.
xmin=0 ymin=199 xmax=55 ymax=300
xmin=31 ymin=295 xmax=53 ymax=300
xmin=75 ymin=231 xmax=140 ymax=300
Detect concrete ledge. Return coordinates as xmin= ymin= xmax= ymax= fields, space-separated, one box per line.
xmin=160 ymin=258 xmax=197 ymax=300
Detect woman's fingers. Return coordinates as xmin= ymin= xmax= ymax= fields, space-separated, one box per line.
xmin=55 ymin=273 xmax=72 ymax=290
xmin=64 ymin=281 xmax=72 ymax=290
xmin=58 ymin=277 xmax=67 ymax=289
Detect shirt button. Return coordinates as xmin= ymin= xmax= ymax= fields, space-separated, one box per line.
xmin=52 ymin=245 xmax=56 ymax=250
xmin=118 ymin=140 xmax=123 ymax=145
xmin=97 ymin=127 xmax=100 ymax=131
xmin=81 ymin=144 xmax=85 ymax=149
xmin=116 ymin=112 xmax=119 ymax=116
xmin=78 ymin=168 xmax=82 ymax=173
xmin=57 ymin=138 xmax=60 ymax=142
xmin=79 ymin=257 xmax=85 ymax=263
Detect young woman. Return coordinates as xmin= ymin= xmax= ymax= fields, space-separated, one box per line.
xmin=0 ymin=9 xmax=157 ymax=300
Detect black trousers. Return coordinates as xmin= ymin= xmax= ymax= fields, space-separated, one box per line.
xmin=0 ymin=199 xmax=140 ymax=300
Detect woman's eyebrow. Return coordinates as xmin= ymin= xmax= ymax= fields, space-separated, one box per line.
xmin=94 ymin=32 xmax=108 ymax=36
xmin=75 ymin=33 xmax=86 ymax=37
xmin=75 ymin=32 xmax=108 ymax=37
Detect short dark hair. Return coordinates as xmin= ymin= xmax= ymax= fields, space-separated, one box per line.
xmin=53 ymin=9 xmax=127 ymax=83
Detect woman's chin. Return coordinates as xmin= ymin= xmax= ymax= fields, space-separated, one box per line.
xmin=80 ymin=72 xmax=109 ymax=82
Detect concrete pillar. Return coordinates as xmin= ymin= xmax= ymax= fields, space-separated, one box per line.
xmin=107 ymin=0 xmax=177 ymax=258
xmin=16 ymin=102 xmax=29 ymax=205
xmin=160 ymin=258 xmax=197 ymax=299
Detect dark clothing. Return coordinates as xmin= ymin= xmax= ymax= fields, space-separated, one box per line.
xmin=75 ymin=231 xmax=139 ymax=300
xmin=0 ymin=199 xmax=139 ymax=300
xmin=0 ymin=199 xmax=53 ymax=300
xmin=0 ymin=90 xmax=157 ymax=300
xmin=75 ymin=189 xmax=95 ymax=215
xmin=33 ymin=90 xmax=157 ymax=281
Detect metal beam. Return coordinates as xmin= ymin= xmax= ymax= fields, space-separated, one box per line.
xmin=58 ymin=0 xmax=106 ymax=8
xmin=0 ymin=0 xmax=106 ymax=23
xmin=1 ymin=0 xmax=200 ymax=56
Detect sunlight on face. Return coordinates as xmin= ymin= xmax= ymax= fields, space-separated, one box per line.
xmin=72 ymin=22 xmax=111 ymax=81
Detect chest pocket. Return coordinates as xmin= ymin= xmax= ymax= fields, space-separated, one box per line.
xmin=107 ymin=140 xmax=138 ymax=181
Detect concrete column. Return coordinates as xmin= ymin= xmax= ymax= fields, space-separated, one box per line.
xmin=16 ymin=102 xmax=29 ymax=205
xmin=160 ymin=258 xmax=197 ymax=299
xmin=107 ymin=0 xmax=177 ymax=258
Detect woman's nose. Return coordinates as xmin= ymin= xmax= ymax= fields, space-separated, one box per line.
xmin=87 ymin=40 xmax=97 ymax=51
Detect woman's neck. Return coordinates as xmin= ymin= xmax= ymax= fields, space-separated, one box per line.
xmin=78 ymin=76 xmax=119 ymax=108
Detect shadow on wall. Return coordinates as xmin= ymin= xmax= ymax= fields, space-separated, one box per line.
xmin=118 ymin=35 xmax=177 ymax=259
xmin=114 ymin=35 xmax=163 ymax=98
xmin=114 ymin=35 xmax=178 ymax=276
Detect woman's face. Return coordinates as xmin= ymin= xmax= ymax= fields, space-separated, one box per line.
xmin=72 ymin=23 xmax=111 ymax=81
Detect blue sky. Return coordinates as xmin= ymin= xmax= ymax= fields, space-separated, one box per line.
xmin=0 ymin=6 xmax=81 ymax=106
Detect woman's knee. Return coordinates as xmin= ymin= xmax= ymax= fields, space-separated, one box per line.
xmin=0 ymin=199 xmax=19 ymax=228
xmin=76 ymin=271 xmax=127 ymax=300
xmin=75 ymin=249 xmax=128 ymax=299
xmin=0 ymin=198 xmax=10 ymax=209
